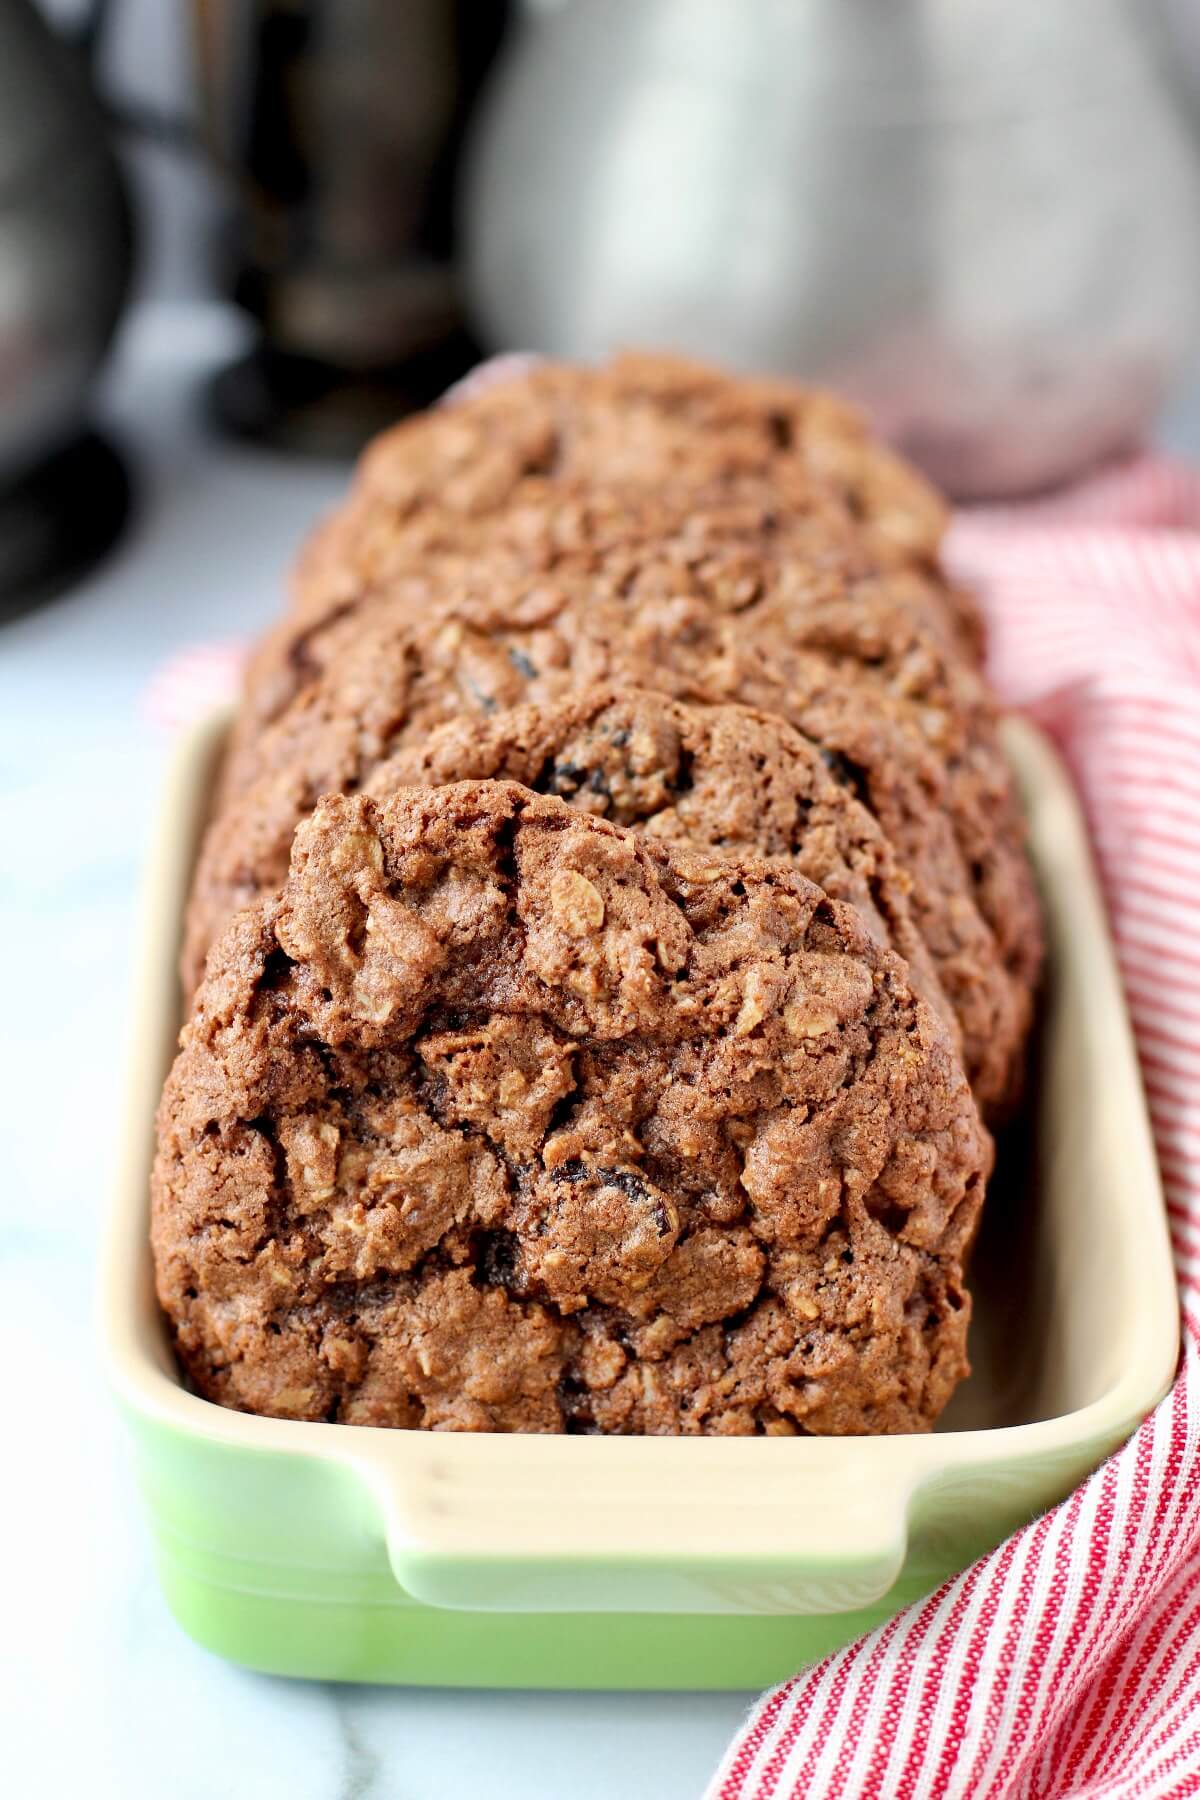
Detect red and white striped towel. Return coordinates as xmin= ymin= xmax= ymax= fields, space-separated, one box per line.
xmin=145 ymin=451 xmax=1200 ymax=1799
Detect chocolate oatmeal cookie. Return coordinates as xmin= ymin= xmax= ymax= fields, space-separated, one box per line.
xmin=283 ymin=352 xmax=980 ymax=665
xmin=154 ymin=782 xmax=989 ymax=1434
xmin=245 ymin=468 xmax=973 ymax=770
xmin=185 ymin=571 xmax=1036 ymax=1114
xmin=320 ymin=352 xmax=956 ymax=572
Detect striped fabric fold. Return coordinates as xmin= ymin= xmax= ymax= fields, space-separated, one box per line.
xmin=707 ymin=455 xmax=1200 ymax=1800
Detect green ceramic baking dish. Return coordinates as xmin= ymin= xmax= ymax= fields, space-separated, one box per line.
xmin=103 ymin=710 xmax=1178 ymax=1690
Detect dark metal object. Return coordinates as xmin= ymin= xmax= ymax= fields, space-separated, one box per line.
xmin=0 ymin=0 xmax=133 ymax=605
xmin=207 ymin=330 xmax=482 ymax=458
xmin=0 ymin=432 xmax=131 ymax=624
xmin=194 ymin=0 xmax=509 ymax=455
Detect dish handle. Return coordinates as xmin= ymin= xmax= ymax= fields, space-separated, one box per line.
xmin=359 ymin=1440 xmax=921 ymax=1616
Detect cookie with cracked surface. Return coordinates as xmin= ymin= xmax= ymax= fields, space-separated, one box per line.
xmin=283 ymin=351 xmax=979 ymax=657
xmin=185 ymin=573 xmax=1036 ymax=1116
xmin=245 ymin=466 xmax=966 ymax=766
xmin=154 ymin=782 xmax=989 ymax=1434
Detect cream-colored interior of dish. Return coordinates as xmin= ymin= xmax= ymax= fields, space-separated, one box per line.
xmin=942 ymin=732 xmax=1150 ymax=1430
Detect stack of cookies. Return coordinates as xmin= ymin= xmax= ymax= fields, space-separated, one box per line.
xmin=152 ymin=355 xmax=1042 ymax=1436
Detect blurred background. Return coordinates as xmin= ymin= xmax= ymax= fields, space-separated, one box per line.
xmin=11 ymin=0 xmax=1200 ymax=616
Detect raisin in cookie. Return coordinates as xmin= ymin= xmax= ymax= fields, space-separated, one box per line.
xmin=154 ymin=782 xmax=989 ymax=1434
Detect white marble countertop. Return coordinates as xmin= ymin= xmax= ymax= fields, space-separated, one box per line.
xmin=0 ymin=305 xmax=749 ymax=1800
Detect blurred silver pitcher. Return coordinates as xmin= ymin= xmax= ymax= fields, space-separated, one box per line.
xmin=463 ymin=0 xmax=1200 ymax=498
